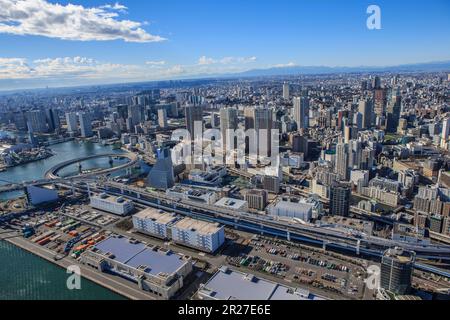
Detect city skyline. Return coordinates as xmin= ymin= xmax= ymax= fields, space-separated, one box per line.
xmin=1 ymin=0 xmax=450 ymax=90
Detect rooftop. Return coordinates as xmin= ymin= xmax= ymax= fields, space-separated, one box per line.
xmin=172 ymin=217 xmax=222 ymax=235
xmin=199 ymin=266 xmax=325 ymax=301
xmin=92 ymin=236 xmax=188 ymax=277
xmin=134 ymin=208 xmax=178 ymax=225
xmin=214 ymin=197 xmax=247 ymax=210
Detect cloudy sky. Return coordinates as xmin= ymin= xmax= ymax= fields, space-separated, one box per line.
xmin=1 ymin=0 xmax=450 ymax=90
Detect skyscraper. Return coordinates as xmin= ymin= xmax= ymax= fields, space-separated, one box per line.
xmin=244 ymin=106 xmax=273 ymax=157
xmin=358 ymin=99 xmax=373 ymax=129
xmin=329 ymin=183 xmax=351 ymax=217
xmin=293 ymin=97 xmax=309 ymax=130
xmin=380 ymin=247 xmax=415 ymax=295
xmin=26 ymin=110 xmax=48 ymax=133
xmin=441 ymin=118 xmax=450 ymax=149
xmin=158 ymin=108 xmax=168 ymax=128
xmin=219 ymin=107 xmax=238 ymax=150
xmin=45 ymin=108 xmax=60 ymax=132
xmin=185 ymin=105 xmax=203 ymax=140
xmin=65 ymin=112 xmax=78 ymax=133
xmin=127 ymin=104 xmax=144 ymax=128
xmin=335 ymin=139 xmax=349 ymax=180
xmin=282 ymin=82 xmax=290 ymax=100
xmin=147 ymin=148 xmax=175 ymax=189
xmin=79 ymin=112 xmax=93 ymax=138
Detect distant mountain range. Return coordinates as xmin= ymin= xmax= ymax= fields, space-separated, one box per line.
xmin=225 ymin=60 xmax=450 ymax=78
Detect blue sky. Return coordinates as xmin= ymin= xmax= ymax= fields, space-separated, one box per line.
xmin=0 ymin=0 xmax=449 ymax=90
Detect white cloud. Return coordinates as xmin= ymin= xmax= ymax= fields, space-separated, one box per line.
xmin=145 ymin=60 xmax=166 ymax=66
xmin=272 ymin=62 xmax=297 ymax=68
xmin=0 ymin=0 xmax=165 ymax=42
xmin=198 ymin=55 xmax=257 ymax=65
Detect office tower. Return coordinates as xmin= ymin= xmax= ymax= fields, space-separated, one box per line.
xmin=353 ymin=112 xmax=363 ymax=131
xmin=114 ymin=104 xmax=129 ymax=120
xmin=79 ymin=112 xmax=93 ymax=138
xmin=361 ymin=80 xmax=368 ymax=91
xmin=26 ymin=110 xmax=48 ymax=133
xmin=335 ymin=139 xmax=349 ymax=181
xmin=293 ymin=97 xmax=309 ymax=130
xmin=185 ymin=105 xmax=203 ymax=140
xmin=65 ymin=112 xmax=78 ymax=133
xmin=441 ymin=118 xmax=450 ymax=149
xmin=372 ymin=76 xmax=381 ymax=90
xmin=127 ymin=104 xmax=144 ymax=128
xmin=358 ymin=99 xmax=373 ymax=129
xmin=329 ymin=183 xmax=351 ymax=217
xmin=290 ymin=133 xmax=308 ymax=156
xmin=45 ymin=108 xmax=60 ymax=132
xmin=219 ymin=107 xmax=238 ymax=150
xmin=282 ymin=82 xmax=290 ymax=100
xmin=147 ymin=148 xmax=175 ymax=189
xmin=245 ymin=189 xmax=268 ymax=211
xmin=13 ymin=111 xmax=27 ymax=131
xmin=158 ymin=108 xmax=168 ymax=128
xmin=380 ymin=247 xmax=415 ymax=295
xmin=263 ymin=174 xmax=280 ymax=194
xmin=27 ymin=121 xmax=38 ymax=147
xmin=348 ymin=139 xmax=362 ymax=170
xmin=244 ymin=106 xmax=273 ymax=157
xmin=374 ymin=88 xmax=387 ymax=117
xmin=385 ymin=101 xmax=401 ymax=133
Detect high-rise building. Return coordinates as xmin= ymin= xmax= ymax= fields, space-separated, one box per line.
xmin=293 ymin=97 xmax=309 ymax=130
xmin=26 ymin=110 xmax=48 ymax=133
xmin=380 ymin=247 xmax=415 ymax=295
xmin=65 ymin=112 xmax=78 ymax=133
xmin=329 ymin=183 xmax=351 ymax=217
xmin=158 ymin=108 xmax=168 ymax=128
xmin=245 ymin=189 xmax=268 ymax=211
xmin=335 ymin=140 xmax=349 ymax=181
xmin=372 ymin=76 xmax=381 ymax=90
xmin=147 ymin=148 xmax=175 ymax=189
xmin=282 ymin=82 xmax=290 ymax=100
xmin=358 ymin=99 xmax=373 ymax=129
xmin=441 ymin=118 xmax=450 ymax=149
xmin=79 ymin=112 xmax=93 ymax=138
xmin=219 ymin=107 xmax=238 ymax=150
xmin=127 ymin=104 xmax=144 ymax=128
xmin=45 ymin=108 xmax=60 ymax=132
xmin=185 ymin=105 xmax=203 ymax=140
xmin=244 ymin=106 xmax=273 ymax=157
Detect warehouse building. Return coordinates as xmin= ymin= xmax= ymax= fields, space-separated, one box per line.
xmin=80 ymin=235 xmax=193 ymax=299
xmin=198 ymin=266 xmax=325 ymax=300
xmin=90 ymin=193 xmax=134 ymax=216
xmin=170 ymin=217 xmax=225 ymax=253
xmin=132 ymin=208 xmax=178 ymax=239
xmin=267 ymin=195 xmax=323 ymax=222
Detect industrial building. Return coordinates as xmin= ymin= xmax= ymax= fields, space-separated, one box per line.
xmin=166 ymin=185 xmax=217 ymax=205
xmin=132 ymin=208 xmax=178 ymax=239
xmin=90 ymin=193 xmax=134 ymax=216
xmin=380 ymin=247 xmax=415 ymax=295
xmin=267 ymin=195 xmax=322 ymax=222
xmin=214 ymin=197 xmax=248 ymax=211
xmin=170 ymin=217 xmax=225 ymax=253
xmin=80 ymin=235 xmax=193 ymax=299
xmin=198 ymin=266 xmax=325 ymax=300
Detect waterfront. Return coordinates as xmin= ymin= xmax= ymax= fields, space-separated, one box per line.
xmin=0 ymin=137 xmax=132 ymax=299
xmin=0 ymin=240 xmax=125 ymax=300
xmin=0 ymin=138 xmax=126 ymax=200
